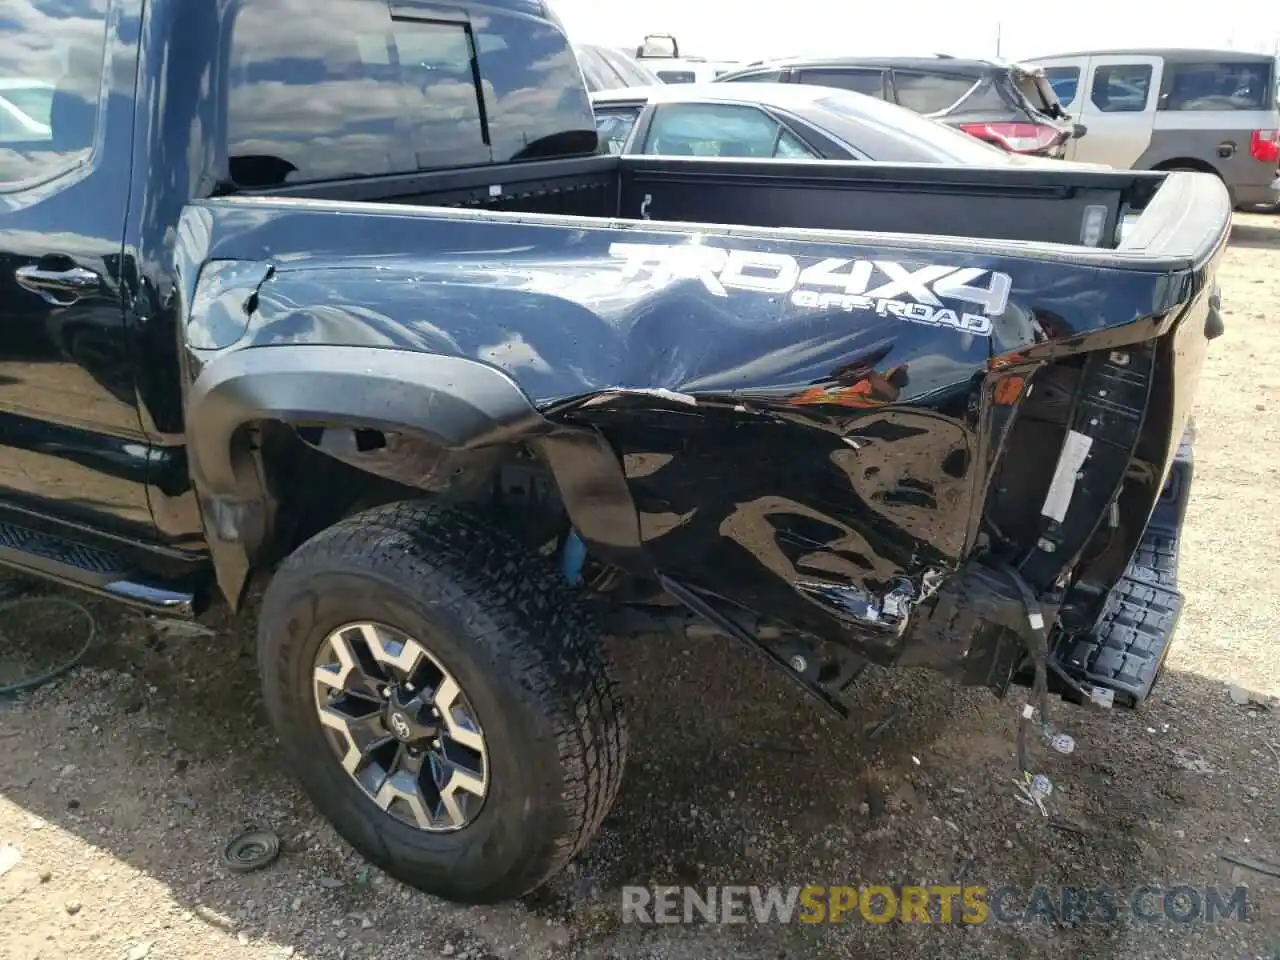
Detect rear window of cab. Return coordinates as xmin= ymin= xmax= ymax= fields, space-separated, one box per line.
xmin=224 ymin=0 xmax=595 ymax=188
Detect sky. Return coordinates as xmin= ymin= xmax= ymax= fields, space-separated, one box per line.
xmin=552 ymin=0 xmax=1280 ymax=63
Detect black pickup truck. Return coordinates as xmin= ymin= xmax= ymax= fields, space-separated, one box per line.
xmin=1 ymin=0 xmax=1227 ymax=905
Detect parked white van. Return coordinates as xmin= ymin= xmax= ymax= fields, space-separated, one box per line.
xmin=1026 ymin=48 xmax=1280 ymax=209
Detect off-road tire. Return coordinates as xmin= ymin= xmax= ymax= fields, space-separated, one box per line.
xmin=256 ymin=501 xmax=628 ymax=903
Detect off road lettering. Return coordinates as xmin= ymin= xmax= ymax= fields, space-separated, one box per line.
xmin=608 ymin=242 xmax=1011 ymax=337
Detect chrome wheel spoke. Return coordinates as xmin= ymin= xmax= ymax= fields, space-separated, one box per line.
xmin=373 ymin=749 xmax=433 ymax=830
xmin=434 ymin=676 xmax=485 ymax=752
xmin=437 ymin=764 xmax=486 ymax=828
xmin=317 ymin=704 xmax=392 ymax=775
xmin=359 ymin=623 xmax=427 ymax=679
xmin=313 ymin=631 xmax=383 ymax=702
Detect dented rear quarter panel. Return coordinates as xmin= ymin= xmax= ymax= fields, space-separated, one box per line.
xmin=175 ymin=195 xmax=1225 ymax=654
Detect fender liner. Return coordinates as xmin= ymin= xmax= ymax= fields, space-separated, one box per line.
xmin=185 ymin=344 xmax=642 ymax=607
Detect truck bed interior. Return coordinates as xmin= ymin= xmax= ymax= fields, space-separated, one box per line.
xmin=238 ymin=153 xmax=1203 ymax=255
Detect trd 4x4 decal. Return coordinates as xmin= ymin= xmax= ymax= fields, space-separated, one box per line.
xmin=608 ymin=241 xmax=1012 ymax=336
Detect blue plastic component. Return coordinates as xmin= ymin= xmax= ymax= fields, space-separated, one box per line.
xmin=561 ymin=529 xmax=587 ymax=585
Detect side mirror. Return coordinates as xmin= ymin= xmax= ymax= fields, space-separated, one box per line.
xmin=1072 ymin=123 xmax=1088 ymax=139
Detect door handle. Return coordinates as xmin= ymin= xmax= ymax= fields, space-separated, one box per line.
xmin=15 ymin=264 xmax=101 ymax=306
xmin=1217 ymin=141 xmax=1236 ymax=158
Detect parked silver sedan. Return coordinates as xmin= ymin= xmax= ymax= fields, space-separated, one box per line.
xmin=591 ymin=82 xmax=1067 ymax=165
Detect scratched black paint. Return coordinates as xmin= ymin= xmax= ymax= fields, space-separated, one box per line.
xmin=174 ymin=196 xmax=1223 ymax=654
xmin=0 ymin=0 xmax=1227 ymax=656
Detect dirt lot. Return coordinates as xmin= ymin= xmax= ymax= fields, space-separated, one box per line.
xmin=1 ymin=214 xmax=1279 ymax=960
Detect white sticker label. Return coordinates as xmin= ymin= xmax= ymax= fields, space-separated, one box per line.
xmin=1040 ymin=430 xmax=1094 ymax=522
xmin=607 ymin=241 xmax=1012 ymax=336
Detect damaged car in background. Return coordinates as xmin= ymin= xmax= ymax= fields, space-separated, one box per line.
xmin=0 ymin=0 xmax=1227 ymax=908
xmin=718 ymin=54 xmax=1083 ymax=158
xmin=589 ymin=81 xmax=1102 ymax=168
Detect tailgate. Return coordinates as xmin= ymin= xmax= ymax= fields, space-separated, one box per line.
xmin=978 ymin=170 xmax=1229 ymax=704
xmin=983 ymin=170 xmax=1228 ymax=593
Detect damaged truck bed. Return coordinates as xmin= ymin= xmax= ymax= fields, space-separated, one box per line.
xmin=2 ymin=0 xmax=1228 ymax=904
xmin=178 ymin=155 xmax=1228 ymax=717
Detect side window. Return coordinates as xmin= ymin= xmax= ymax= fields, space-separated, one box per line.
xmin=774 ymin=129 xmax=817 ymax=158
xmin=0 ymin=0 xmax=109 ymax=188
xmin=1090 ymin=64 xmax=1153 ymax=112
xmin=797 ymin=69 xmax=886 ymax=99
xmin=949 ymin=80 xmax=1010 ymax=113
xmin=891 ymin=72 xmax=977 ymax=113
xmin=471 ymin=15 xmax=595 ymax=162
xmin=227 ymin=0 xmax=488 ymax=186
xmin=593 ymin=109 xmax=639 ymax=154
xmin=722 ymin=70 xmax=784 ymax=83
xmin=643 ymin=103 xmax=817 ymax=158
xmin=227 ymin=1 xmax=595 ymax=186
xmin=391 ymin=20 xmax=489 ymax=171
xmin=1163 ymin=61 xmax=1274 ymax=111
xmin=1043 ymin=67 xmax=1081 ymax=104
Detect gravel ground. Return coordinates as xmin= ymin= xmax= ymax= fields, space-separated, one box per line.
xmin=1 ymin=213 xmax=1279 ymax=960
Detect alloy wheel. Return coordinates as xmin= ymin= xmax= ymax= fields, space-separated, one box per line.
xmin=312 ymin=622 xmax=488 ymax=832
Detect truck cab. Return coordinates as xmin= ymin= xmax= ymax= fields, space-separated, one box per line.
xmin=0 ymin=0 xmax=597 ymax=577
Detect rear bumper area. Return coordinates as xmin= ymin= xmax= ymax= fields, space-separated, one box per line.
xmin=1049 ymin=428 xmax=1194 ymax=706
xmin=1234 ymin=177 xmax=1280 ymax=208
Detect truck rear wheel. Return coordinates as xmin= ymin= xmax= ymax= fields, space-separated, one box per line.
xmin=256 ymin=501 xmax=627 ymax=904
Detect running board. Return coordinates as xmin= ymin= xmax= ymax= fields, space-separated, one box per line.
xmin=1049 ymin=433 xmax=1193 ymax=707
xmin=0 ymin=520 xmax=198 ymax=618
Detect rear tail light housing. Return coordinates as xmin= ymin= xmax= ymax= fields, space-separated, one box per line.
xmin=1250 ymin=130 xmax=1280 ymax=165
xmin=958 ymin=121 xmax=1067 ymax=155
